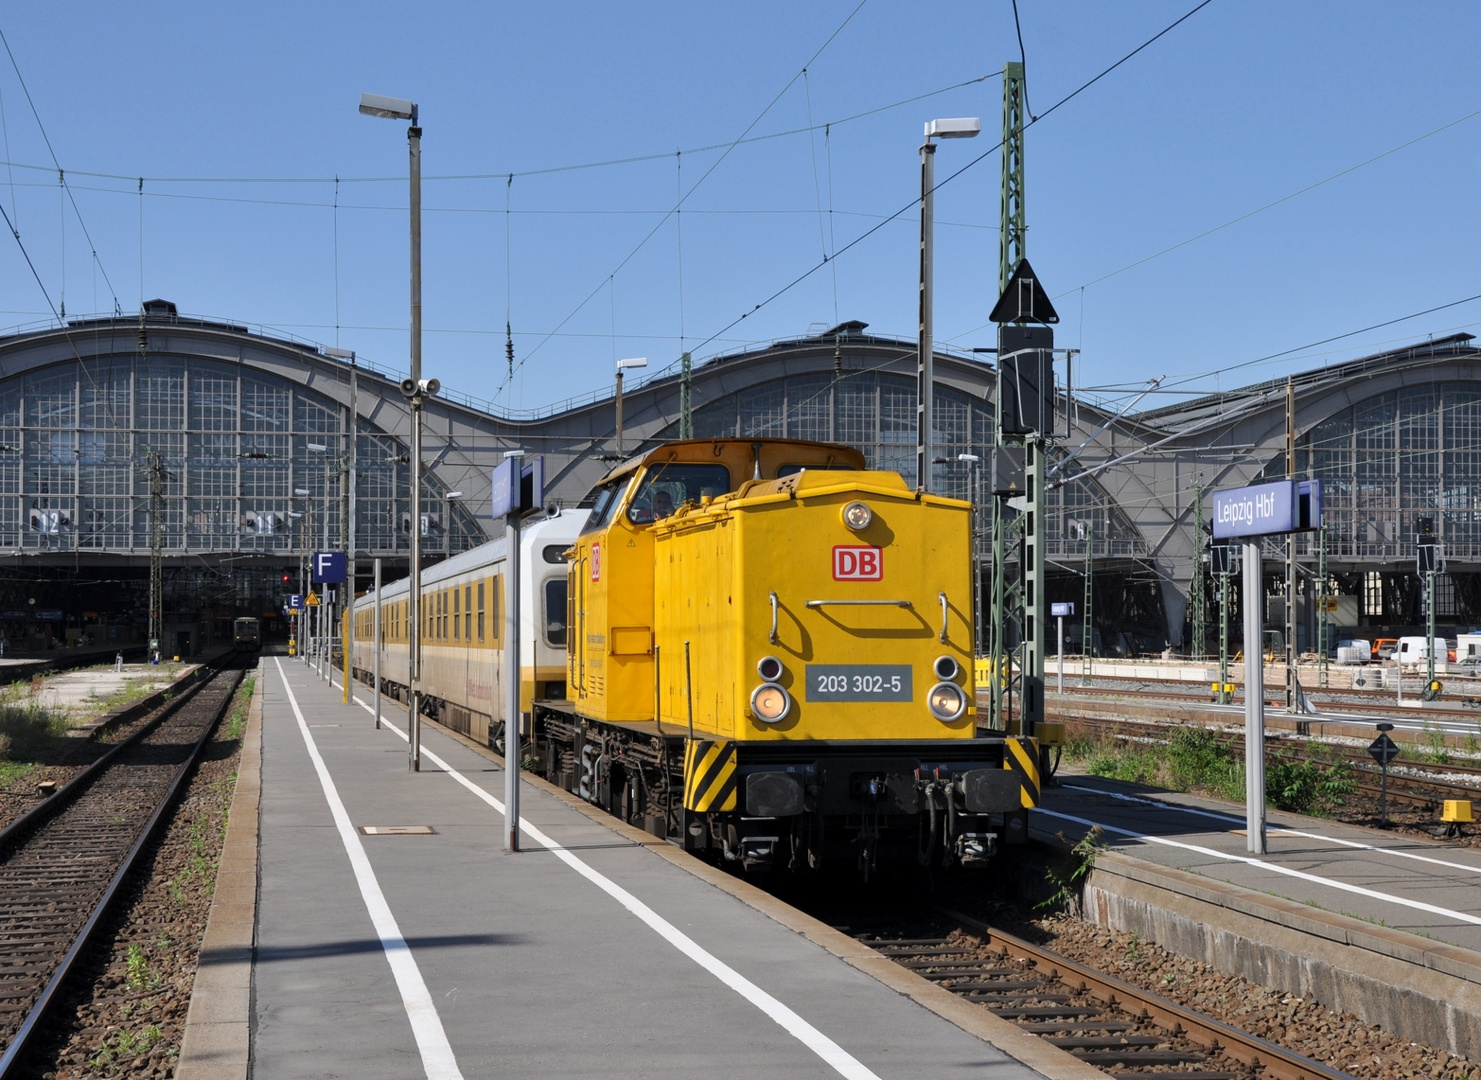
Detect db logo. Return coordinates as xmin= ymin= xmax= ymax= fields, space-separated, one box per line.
xmin=591 ymin=542 xmax=601 ymax=582
xmin=833 ymin=545 xmax=882 ymax=581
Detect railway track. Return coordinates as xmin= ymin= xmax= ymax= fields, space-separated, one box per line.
xmin=1058 ymin=676 xmax=1481 ymax=720
xmin=1059 ymin=711 xmax=1481 ymax=817
xmin=0 ymin=660 xmax=245 ymax=1074
xmin=850 ymin=908 xmax=1355 ymax=1080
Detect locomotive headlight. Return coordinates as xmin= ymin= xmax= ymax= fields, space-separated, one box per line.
xmin=927 ymin=681 xmax=967 ymax=722
xmin=842 ymin=501 xmax=872 ymax=531
xmin=751 ymin=682 xmax=792 ymax=722
xmin=757 ymin=655 xmax=785 ymax=681
xmin=933 ymin=654 xmax=961 ymax=681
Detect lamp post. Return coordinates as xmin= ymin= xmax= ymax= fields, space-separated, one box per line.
xmin=288 ymin=509 xmax=304 ymax=657
xmin=444 ymin=491 xmax=463 ymax=557
xmin=917 ymin=117 xmax=979 ymax=494
xmin=360 ymin=91 xmax=428 ymax=771
xmin=307 ymin=441 xmax=330 ymax=677
xmin=614 ymin=357 xmax=648 ymax=457
xmin=294 ymin=487 xmax=311 ymax=664
xmin=958 ymin=452 xmax=981 ymax=652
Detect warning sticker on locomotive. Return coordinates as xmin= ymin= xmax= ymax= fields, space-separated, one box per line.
xmin=805 ymin=664 xmax=913 ymax=702
xmin=832 ymin=545 xmax=882 ymax=580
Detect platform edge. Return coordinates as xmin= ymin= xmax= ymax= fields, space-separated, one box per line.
xmin=175 ymin=661 xmax=262 ymax=1080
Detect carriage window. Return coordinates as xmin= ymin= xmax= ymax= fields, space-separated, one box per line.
xmin=545 ymin=577 xmax=568 ymax=647
xmin=581 ymin=477 xmax=632 ymax=534
xmin=465 ymin=585 xmax=472 ymax=640
xmin=477 ymin=581 xmax=485 ymax=642
xmin=454 ymin=588 xmax=460 ymax=640
xmin=626 ymin=464 xmax=732 ymax=524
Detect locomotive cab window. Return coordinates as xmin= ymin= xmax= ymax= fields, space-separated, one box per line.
xmin=627 ymin=464 xmax=731 ymax=524
xmin=581 ymin=477 xmax=632 ymax=534
xmin=544 ymin=577 xmax=568 ymax=647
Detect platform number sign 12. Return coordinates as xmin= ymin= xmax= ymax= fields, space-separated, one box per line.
xmin=832 ymin=545 xmax=883 ymax=581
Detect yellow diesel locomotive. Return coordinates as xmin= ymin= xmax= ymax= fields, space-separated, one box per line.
xmin=354 ymin=438 xmax=1039 ymax=876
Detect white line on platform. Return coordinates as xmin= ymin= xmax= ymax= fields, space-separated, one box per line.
xmin=334 ymin=677 xmax=882 ymax=1080
xmin=1062 ymin=782 xmax=1481 ymax=876
xmin=1037 ymin=805 xmax=1481 ymax=927
xmin=272 ymin=659 xmax=465 ymax=1080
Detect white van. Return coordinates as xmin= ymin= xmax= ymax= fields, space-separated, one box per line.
xmin=1395 ymin=636 xmax=1447 ymax=670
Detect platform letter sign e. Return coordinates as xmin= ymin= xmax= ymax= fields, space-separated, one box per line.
xmin=833 ymin=545 xmax=883 ymax=581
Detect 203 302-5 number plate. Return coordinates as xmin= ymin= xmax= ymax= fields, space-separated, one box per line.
xmin=805 ymin=664 xmax=913 ymax=702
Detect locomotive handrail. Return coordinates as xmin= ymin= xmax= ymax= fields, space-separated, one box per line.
xmin=939 ymin=591 xmax=948 ymax=643
xmin=769 ymin=591 xmax=779 ymax=644
xmin=804 ymin=599 xmax=914 ymax=608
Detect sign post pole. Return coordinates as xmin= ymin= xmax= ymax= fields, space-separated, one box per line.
xmin=373 ymin=558 xmax=382 ymax=729
xmin=1212 ymin=478 xmax=1321 ymax=857
xmin=1370 ymin=723 xmax=1400 ymax=826
xmin=1242 ymin=537 xmax=1266 ymax=854
xmin=504 ymin=507 xmax=521 ymax=852
xmin=492 ymin=452 xmax=542 ymax=854
xmin=1050 ymin=602 xmax=1073 ymax=695
xmin=1057 ymin=613 xmax=1064 ymax=695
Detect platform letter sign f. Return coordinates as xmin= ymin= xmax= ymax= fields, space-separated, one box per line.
xmin=311 ymin=552 xmax=346 ymax=584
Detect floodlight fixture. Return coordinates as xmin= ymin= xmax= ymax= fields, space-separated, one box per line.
xmin=925 ymin=117 xmax=981 ymax=139
xmin=359 ymin=93 xmax=417 ymax=123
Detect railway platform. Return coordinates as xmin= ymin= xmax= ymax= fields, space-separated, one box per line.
xmin=1037 ymin=771 xmax=1481 ymax=951
xmin=186 ymin=656 xmax=1096 ymax=1080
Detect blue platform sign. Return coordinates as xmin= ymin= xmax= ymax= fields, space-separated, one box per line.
xmin=311 ymin=552 xmax=347 ymax=584
xmin=490 ymin=458 xmax=516 ymax=518
xmin=288 ymin=594 xmax=303 ymax=612
xmin=490 ymin=455 xmax=545 ymax=519
xmin=1212 ymin=480 xmax=1297 ymax=540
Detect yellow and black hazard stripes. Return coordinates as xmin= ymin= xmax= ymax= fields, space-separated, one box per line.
xmin=683 ymin=739 xmax=738 ymax=812
xmin=1003 ymin=736 xmax=1041 ymax=808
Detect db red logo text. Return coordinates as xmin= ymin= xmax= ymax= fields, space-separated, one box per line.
xmin=833 ymin=545 xmax=882 ymax=581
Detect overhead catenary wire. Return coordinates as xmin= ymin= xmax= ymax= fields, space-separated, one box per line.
xmin=495 ymin=0 xmax=870 ymax=394
xmin=0 ymin=27 xmax=118 ymax=310
xmin=644 ymin=0 xmax=1216 ymax=384
xmin=0 ymin=69 xmax=993 ymax=191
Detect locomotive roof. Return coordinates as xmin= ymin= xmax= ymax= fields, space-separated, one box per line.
xmin=596 ymin=438 xmax=868 ymax=485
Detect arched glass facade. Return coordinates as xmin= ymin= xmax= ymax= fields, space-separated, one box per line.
xmin=1289 ymin=383 xmax=1481 ymax=562
xmin=1 ymin=357 xmax=484 ymax=556
xmin=689 ymin=369 xmax=1145 ymax=559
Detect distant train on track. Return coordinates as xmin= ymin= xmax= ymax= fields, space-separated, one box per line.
xmin=353 ymin=438 xmax=1039 ymax=877
xmin=233 ymin=617 xmax=261 ymax=651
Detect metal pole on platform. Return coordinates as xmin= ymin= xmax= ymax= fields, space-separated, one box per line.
xmin=373 ymin=558 xmax=382 ymax=729
xmin=1057 ymin=613 xmax=1064 ymax=695
xmin=503 ymin=510 xmax=522 ymax=852
xmin=1242 ymin=538 xmax=1266 ymax=854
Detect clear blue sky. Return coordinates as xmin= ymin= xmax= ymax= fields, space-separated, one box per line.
xmin=0 ymin=1 xmax=1477 ymax=415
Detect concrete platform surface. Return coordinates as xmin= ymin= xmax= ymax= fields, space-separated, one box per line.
xmin=252 ymin=657 xmax=1064 ymax=1080
xmin=1039 ymin=771 xmax=1481 ymax=953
